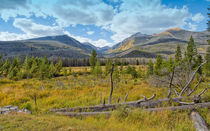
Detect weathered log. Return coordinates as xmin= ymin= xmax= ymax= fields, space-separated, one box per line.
xmin=50 ymin=96 xmax=202 ymax=113
xmin=191 ymin=111 xmax=209 ymax=131
xmin=144 ymin=102 xmax=210 ymax=112
xmin=56 ymin=102 xmax=210 ymax=118
xmin=56 ymin=111 xmax=111 ymax=117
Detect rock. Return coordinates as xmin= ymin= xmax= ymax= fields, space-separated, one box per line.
xmin=0 ymin=105 xmax=31 ymax=115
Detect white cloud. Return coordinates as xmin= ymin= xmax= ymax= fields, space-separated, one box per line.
xmin=64 ymin=31 xmax=112 ymax=47
xmin=13 ymin=18 xmax=64 ymax=37
xmin=109 ymin=0 xmax=191 ymax=42
xmin=192 ymin=13 xmax=205 ymax=23
xmin=87 ymin=31 xmax=94 ymax=35
xmin=0 ymin=32 xmax=33 ymax=41
xmin=0 ymin=0 xmax=199 ymax=46
xmin=188 ymin=22 xmax=197 ymax=31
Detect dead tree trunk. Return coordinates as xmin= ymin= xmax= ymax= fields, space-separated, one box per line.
xmin=167 ymin=70 xmax=175 ymax=98
xmin=108 ymin=63 xmax=114 ymax=104
xmin=191 ymin=111 xmax=209 ymax=131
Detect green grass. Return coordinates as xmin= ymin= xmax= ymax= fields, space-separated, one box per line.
xmin=0 ymin=66 xmax=209 ymax=130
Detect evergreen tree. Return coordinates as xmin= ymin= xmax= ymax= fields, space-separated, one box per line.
xmin=49 ymin=62 xmax=56 ymax=77
xmin=63 ymin=67 xmax=67 ymax=77
xmin=130 ymin=66 xmax=138 ymax=78
xmin=195 ymin=55 xmax=203 ymax=75
xmin=2 ymin=58 xmax=10 ymax=75
xmin=23 ymin=56 xmax=32 ymax=78
xmin=105 ymin=58 xmax=112 ymax=75
xmin=126 ymin=65 xmax=132 ymax=74
xmin=175 ymin=44 xmax=182 ymax=63
xmin=136 ymin=59 xmax=139 ymax=65
xmin=167 ymin=57 xmax=175 ymax=73
xmin=154 ymin=54 xmax=163 ymax=75
xmin=94 ymin=60 xmax=102 ymax=76
xmin=205 ymin=47 xmax=210 ymax=76
xmin=68 ymin=66 xmax=72 ymax=75
xmin=89 ymin=49 xmax=97 ymax=71
xmin=55 ymin=59 xmax=63 ymax=76
xmin=147 ymin=59 xmax=154 ymax=75
xmin=30 ymin=58 xmax=39 ymax=78
xmin=185 ymin=36 xmax=197 ymax=64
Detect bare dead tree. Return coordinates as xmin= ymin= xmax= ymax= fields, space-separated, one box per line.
xmin=108 ymin=63 xmax=114 ymax=104
xmin=167 ymin=70 xmax=175 ymax=98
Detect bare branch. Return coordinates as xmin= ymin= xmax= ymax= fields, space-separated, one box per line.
xmin=154 ymin=77 xmax=180 ymax=89
xmin=179 ymin=62 xmax=206 ymax=96
xmin=172 ymin=88 xmax=179 ymax=96
xmin=124 ymin=93 xmax=129 ymax=103
xmin=136 ymin=94 xmax=156 ymax=104
xmin=177 ymin=101 xmax=195 ymax=105
xmin=187 ymin=76 xmax=203 ymax=96
xmin=198 ymin=88 xmax=208 ymax=97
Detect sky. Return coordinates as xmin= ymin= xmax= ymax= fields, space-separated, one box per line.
xmin=0 ymin=0 xmax=209 ymax=47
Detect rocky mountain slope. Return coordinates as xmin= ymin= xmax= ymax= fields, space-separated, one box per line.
xmin=108 ymin=28 xmax=209 ymax=58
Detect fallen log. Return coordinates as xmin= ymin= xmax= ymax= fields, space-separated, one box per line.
xmin=191 ymin=111 xmax=209 ymax=131
xmin=56 ymin=102 xmax=210 ymax=117
xmin=144 ymin=102 xmax=210 ymax=112
xmin=56 ymin=111 xmax=110 ymax=117
xmin=50 ymin=96 xmax=203 ymax=113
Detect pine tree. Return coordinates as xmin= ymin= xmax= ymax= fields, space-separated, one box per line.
xmin=49 ymin=62 xmax=56 ymax=77
xmin=55 ymin=59 xmax=63 ymax=76
xmin=154 ymin=54 xmax=163 ymax=75
xmin=23 ymin=55 xmax=32 ymax=78
xmin=89 ymin=49 xmax=97 ymax=71
xmin=2 ymin=58 xmax=10 ymax=75
xmin=185 ymin=36 xmax=197 ymax=64
xmin=130 ymin=66 xmax=138 ymax=78
xmin=175 ymin=44 xmax=182 ymax=63
xmin=68 ymin=66 xmax=72 ymax=75
xmin=105 ymin=58 xmax=112 ymax=75
xmin=94 ymin=60 xmax=102 ymax=76
xmin=30 ymin=58 xmax=39 ymax=78
xmin=205 ymin=47 xmax=210 ymax=76
xmin=167 ymin=57 xmax=175 ymax=73
xmin=136 ymin=59 xmax=139 ymax=65
xmin=195 ymin=55 xmax=203 ymax=75
xmin=63 ymin=67 xmax=67 ymax=77
xmin=147 ymin=59 xmax=154 ymax=75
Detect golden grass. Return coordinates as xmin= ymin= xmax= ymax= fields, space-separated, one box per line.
xmin=0 ymin=65 xmax=209 ymax=130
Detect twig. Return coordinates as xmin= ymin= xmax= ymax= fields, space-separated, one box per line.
xmin=198 ymin=88 xmax=207 ymax=97
xmin=187 ymin=76 xmax=203 ymax=96
xmin=136 ymin=94 xmax=156 ymax=104
xmin=179 ymin=62 xmax=206 ymax=96
xmin=124 ymin=92 xmax=129 ymax=103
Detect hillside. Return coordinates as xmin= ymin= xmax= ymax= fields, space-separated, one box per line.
xmin=0 ymin=35 xmax=99 ymax=58
xmin=108 ymin=28 xmax=209 ymax=58
xmin=0 ymin=29 xmax=208 ymax=59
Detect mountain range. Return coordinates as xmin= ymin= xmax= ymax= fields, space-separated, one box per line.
xmin=0 ymin=28 xmax=209 ymax=59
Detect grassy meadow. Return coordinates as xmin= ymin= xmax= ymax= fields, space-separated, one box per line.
xmin=0 ymin=65 xmax=209 ymax=130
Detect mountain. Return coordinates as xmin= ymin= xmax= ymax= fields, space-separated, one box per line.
xmin=0 ymin=35 xmax=98 ymax=58
xmin=108 ymin=28 xmax=209 ymax=58
xmin=0 ymin=28 xmax=208 ymax=59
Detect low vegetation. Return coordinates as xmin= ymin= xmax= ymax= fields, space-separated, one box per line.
xmin=0 ymin=36 xmax=209 ymax=130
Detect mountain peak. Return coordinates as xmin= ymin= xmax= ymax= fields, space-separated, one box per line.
xmin=165 ymin=28 xmax=183 ymax=32
xmin=131 ymin=32 xmax=147 ymax=37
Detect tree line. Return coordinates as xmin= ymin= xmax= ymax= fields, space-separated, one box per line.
xmin=0 ymin=56 xmax=63 ymax=80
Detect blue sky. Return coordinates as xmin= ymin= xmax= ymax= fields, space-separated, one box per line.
xmin=0 ymin=0 xmax=209 ymax=47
